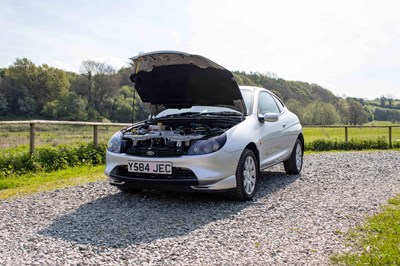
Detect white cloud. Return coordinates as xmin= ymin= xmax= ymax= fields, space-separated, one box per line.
xmin=185 ymin=0 xmax=400 ymax=98
xmin=1 ymin=0 xmax=400 ymax=98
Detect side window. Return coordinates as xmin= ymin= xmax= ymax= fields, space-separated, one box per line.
xmin=272 ymin=95 xmax=285 ymax=112
xmin=258 ymin=92 xmax=280 ymax=114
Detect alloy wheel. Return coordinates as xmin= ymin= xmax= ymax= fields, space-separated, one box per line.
xmin=243 ymin=156 xmax=256 ymax=195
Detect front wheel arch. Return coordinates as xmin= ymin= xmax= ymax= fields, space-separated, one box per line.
xmin=229 ymin=149 xmax=259 ymax=201
xmin=244 ymin=142 xmax=260 ymax=170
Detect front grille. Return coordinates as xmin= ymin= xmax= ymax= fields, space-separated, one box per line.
xmin=125 ymin=147 xmax=185 ymax=157
xmin=115 ymin=165 xmax=197 ymax=180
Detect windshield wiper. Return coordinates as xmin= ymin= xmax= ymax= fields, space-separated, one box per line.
xmin=202 ymin=111 xmax=243 ymax=116
xmin=162 ymin=112 xmax=201 ymax=118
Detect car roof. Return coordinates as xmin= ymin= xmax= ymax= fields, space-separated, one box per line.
xmin=239 ymin=85 xmax=273 ymax=94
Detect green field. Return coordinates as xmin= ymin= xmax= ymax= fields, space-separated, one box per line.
xmin=303 ymin=126 xmax=400 ymax=143
xmin=1 ymin=122 xmax=400 ymax=150
xmin=0 ymin=124 xmax=123 ymax=149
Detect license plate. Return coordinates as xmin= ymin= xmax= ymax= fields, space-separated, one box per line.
xmin=127 ymin=161 xmax=172 ymax=175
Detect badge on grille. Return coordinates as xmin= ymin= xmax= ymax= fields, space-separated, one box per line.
xmin=146 ymin=151 xmax=155 ymax=156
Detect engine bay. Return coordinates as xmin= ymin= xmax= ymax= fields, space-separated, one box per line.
xmin=120 ymin=118 xmax=239 ymax=156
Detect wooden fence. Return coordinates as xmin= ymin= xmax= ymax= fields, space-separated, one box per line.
xmin=1 ymin=120 xmax=399 ymax=153
xmin=0 ymin=120 xmax=130 ymax=153
xmin=304 ymin=125 xmax=400 ymax=148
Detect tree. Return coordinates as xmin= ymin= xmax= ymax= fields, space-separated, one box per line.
xmin=348 ymin=100 xmax=368 ymax=125
xmin=1 ymin=58 xmax=37 ymax=114
xmin=33 ymin=64 xmax=69 ymax=111
xmin=380 ymin=96 xmax=386 ymax=107
xmin=0 ymin=58 xmax=70 ymax=115
xmin=387 ymin=94 xmax=394 ymax=109
xmin=109 ymin=85 xmax=147 ymax=122
xmin=303 ymin=102 xmax=339 ymax=125
xmin=0 ymin=93 xmax=8 ymax=114
xmin=79 ymin=60 xmax=98 ymax=109
xmin=285 ymin=99 xmax=304 ymax=122
xmin=42 ymin=92 xmax=88 ymax=121
xmin=363 ymin=106 xmax=373 ymax=122
xmin=78 ymin=60 xmax=119 ymax=120
xmin=374 ymin=108 xmax=400 ymax=123
xmin=336 ymin=98 xmax=350 ymax=124
xmin=117 ymin=67 xmax=134 ymax=87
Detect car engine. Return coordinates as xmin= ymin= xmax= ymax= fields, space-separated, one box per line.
xmin=120 ymin=119 xmax=235 ymax=157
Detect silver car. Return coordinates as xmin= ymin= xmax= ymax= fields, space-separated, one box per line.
xmin=105 ymin=51 xmax=304 ymax=200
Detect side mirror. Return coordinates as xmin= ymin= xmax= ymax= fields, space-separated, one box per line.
xmin=259 ymin=113 xmax=279 ymax=123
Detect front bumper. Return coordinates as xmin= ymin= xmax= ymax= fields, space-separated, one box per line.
xmin=105 ymin=148 xmax=242 ymax=191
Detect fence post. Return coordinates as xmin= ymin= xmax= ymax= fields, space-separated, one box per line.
xmin=93 ymin=125 xmax=98 ymax=148
xmin=345 ymin=126 xmax=348 ymax=143
xmin=29 ymin=122 xmax=35 ymax=154
xmin=389 ymin=126 xmax=392 ymax=148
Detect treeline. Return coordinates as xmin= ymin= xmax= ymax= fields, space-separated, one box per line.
xmin=234 ymin=72 xmax=400 ymax=124
xmin=374 ymin=108 xmax=400 ymax=123
xmin=1 ymin=58 xmax=399 ymax=124
xmin=233 ymin=72 xmax=373 ymax=125
xmin=0 ymin=58 xmax=147 ymax=122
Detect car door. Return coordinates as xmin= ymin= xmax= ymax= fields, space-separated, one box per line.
xmin=257 ymin=91 xmax=288 ymax=168
xmin=271 ymin=94 xmax=296 ymax=154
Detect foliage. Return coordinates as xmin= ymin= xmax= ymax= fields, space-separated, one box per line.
xmin=374 ymin=108 xmax=400 ymax=123
xmin=233 ymin=71 xmax=372 ymax=125
xmin=0 ymin=142 xmax=106 ymax=178
xmin=348 ymin=100 xmax=369 ymax=125
xmin=0 ymin=59 xmax=395 ymax=125
xmin=302 ymin=102 xmax=339 ymax=125
xmin=0 ymin=58 xmax=69 ymax=116
xmin=304 ymin=137 xmax=399 ymax=151
xmin=42 ymin=92 xmax=88 ymax=120
xmin=0 ymin=93 xmax=8 ymax=114
xmin=285 ymin=99 xmax=304 ymax=122
xmin=234 ymin=71 xmax=338 ymax=105
xmin=331 ymin=194 xmax=400 ymax=265
xmin=109 ymin=85 xmax=148 ymax=122
xmin=0 ymin=58 xmax=146 ymax=122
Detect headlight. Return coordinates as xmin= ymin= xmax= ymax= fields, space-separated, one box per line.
xmin=187 ymin=133 xmax=227 ymax=155
xmin=107 ymin=131 xmax=123 ymax=153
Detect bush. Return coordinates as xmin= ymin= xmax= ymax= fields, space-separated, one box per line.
xmin=305 ymin=137 xmax=399 ymax=151
xmin=1 ymin=138 xmax=398 ymax=178
xmin=0 ymin=142 xmax=106 ymax=178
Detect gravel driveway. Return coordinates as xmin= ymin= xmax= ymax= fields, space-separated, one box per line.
xmin=0 ymin=151 xmax=399 ymax=265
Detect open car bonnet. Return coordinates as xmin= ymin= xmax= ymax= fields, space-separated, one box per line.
xmin=129 ymin=51 xmax=245 ymax=115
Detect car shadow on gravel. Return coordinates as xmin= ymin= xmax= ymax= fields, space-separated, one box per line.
xmin=39 ymin=169 xmax=300 ymax=248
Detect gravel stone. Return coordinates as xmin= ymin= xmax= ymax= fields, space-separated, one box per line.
xmin=0 ymin=151 xmax=399 ymax=265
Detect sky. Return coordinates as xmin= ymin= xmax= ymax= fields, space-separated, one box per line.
xmin=1 ymin=0 xmax=400 ymax=99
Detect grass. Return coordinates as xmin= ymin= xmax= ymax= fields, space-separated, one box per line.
xmin=0 ymin=165 xmax=106 ymax=200
xmin=0 ymin=124 xmax=122 ymax=149
xmin=331 ymin=194 xmax=400 ymax=265
xmin=303 ymin=126 xmax=400 ymax=143
xmin=1 ymin=122 xmax=400 ymax=150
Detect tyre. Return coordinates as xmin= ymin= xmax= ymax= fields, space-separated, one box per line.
xmin=117 ymin=185 xmax=142 ymax=194
xmin=284 ymin=139 xmax=303 ymax=175
xmin=230 ymin=149 xmax=259 ymax=201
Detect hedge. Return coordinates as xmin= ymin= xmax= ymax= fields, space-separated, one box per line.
xmin=1 ymin=138 xmax=399 ymax=178
xmin=0 ymin=142 xmax=106 ymax=178
xmin=305 ymin=137 xmax=400 ymax=151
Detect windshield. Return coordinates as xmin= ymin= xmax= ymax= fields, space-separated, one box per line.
xmin=155 ymin=106 xmax=240 ymax=118
xmin=155 ymin=89 xmax=252 ymax=118
xmin=240 ymin=89 xmax=252 ymax=115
